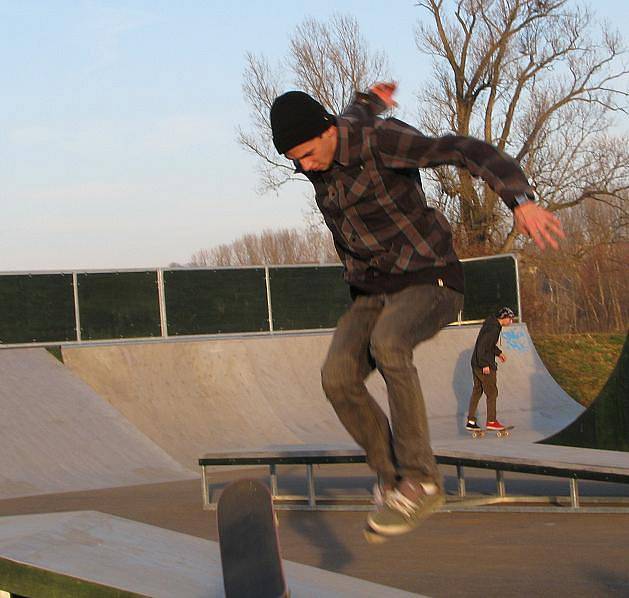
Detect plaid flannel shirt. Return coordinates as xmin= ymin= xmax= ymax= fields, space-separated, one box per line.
xmin=298 ymin=92 xmax=534 ymax=295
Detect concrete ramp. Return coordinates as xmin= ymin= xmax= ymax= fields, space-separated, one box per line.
xmin=0 ymin=348 xmax=196 ymax=500
xmin=63 ymin=335 xmax=354 ymax=469
xmin=0 ymin=511 xmax=422 ymax=597
xmin=411 ymin=324 xmax=585 ymax=441
xmin=62 ymin=324 xmax=583 ymax=469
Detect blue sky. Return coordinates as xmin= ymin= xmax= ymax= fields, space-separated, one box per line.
xmin=1 ymin=0 xmax=626 ymax=270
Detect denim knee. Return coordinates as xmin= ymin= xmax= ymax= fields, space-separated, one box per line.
xmin=369 ymin=336 xmax=412 ymax=370
xmin=321 ymin=355 xmax=361 ymax=399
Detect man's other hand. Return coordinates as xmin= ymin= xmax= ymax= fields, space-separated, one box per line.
xmin=370 ymin=82 xmax=398 ymax=108
xmin=482 ymin=366 xmax=491 ymax=375
xmin=514 ymin=202 xmax=565 ymax=250
xmin=498 ymin=353 xmax=507 ymax=363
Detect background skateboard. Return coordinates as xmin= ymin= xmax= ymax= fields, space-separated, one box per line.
xmin=468 ymin=425 xmax=514 ymax=438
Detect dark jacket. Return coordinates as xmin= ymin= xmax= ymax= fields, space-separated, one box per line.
xmin=300 ymin=92 xmax=534 ymax=296
xmin=471 ymin=316 xmax=503 ymax=371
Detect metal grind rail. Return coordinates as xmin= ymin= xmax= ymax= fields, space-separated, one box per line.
xmin=199 ymin=447 xmax=629 ymax=513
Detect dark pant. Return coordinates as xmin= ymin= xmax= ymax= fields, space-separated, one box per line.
xmin=467 ymin=367 xmax=498 ymax=422
xmin=321 ymin=284 xmax=463 ymax=488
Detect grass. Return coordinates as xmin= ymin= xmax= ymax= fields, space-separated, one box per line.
xmin=531 ymin=332 xmax=626 ymax=407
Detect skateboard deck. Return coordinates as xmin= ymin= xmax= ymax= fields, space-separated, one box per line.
xmin=217 ymin=479 xmax=288 ymax=598
xmin=468 ymin=425 xmax=514 ymax=439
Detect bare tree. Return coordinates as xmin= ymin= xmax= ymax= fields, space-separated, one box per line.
xmin=238 ymin=13 xmax=389 ymax=195
xmin=519 ymin=194 xmax=628 ymax=333
xmin=414 ymin=0 xmax=628 ymax=253
xmin=190 ymin=228 xmax=339 ymax=267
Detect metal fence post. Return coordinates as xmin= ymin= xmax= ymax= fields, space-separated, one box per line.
xmin=265 ymin=266 xmax=274 ymax=333
xmin=72 ymin=272 xmax=82 ymax=342
xmin=157 ymin=269 xmax=168 ymax=338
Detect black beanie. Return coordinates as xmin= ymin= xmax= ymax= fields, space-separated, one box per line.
xmin=270 ymin=91 xmax=334 ymax=155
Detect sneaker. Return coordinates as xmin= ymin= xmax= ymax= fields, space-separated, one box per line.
xmin=372 ymin=483 xmax=385 ymax=507
xmin=465 ymin=418 xmax=481 ymax=431
xmin=372 ymin=477 xmax=394 ymax=508
xmin=486 ymin=420 xmax=506 ymax=431
xmin=367 ymin=483 xmax=445 ymax=536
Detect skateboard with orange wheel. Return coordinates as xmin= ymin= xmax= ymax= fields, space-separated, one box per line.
xmin=468 ymin=425 xmax=514 ymax=439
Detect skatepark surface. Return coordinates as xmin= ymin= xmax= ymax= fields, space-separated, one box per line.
xmin=0 ymin=510 xmax=421 ymax=597
xmin=1 ymin=473 xmax=628 ymax=597
xmin=0 ymin=348 xmax=196 ymax=500
xmin=2 ymin=324 xmax=628 ymax=596
xmin=59 ymin=323 xmax=584 ymax=473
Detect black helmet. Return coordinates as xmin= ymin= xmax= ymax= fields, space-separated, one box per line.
xmin=496 ymin=306 xmax=515 ymax=319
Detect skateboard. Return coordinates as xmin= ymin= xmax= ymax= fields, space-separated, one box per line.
xmin=217 ymin=479 xmax=289 ymax=598
xmin=468 ymin=425 xmax=514 ymax=439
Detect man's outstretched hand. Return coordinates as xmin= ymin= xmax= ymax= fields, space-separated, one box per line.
xmin=370 ymin=82 xmax=397 ymax=108
xmin=514 ymin=202 xmax=565 ymax=250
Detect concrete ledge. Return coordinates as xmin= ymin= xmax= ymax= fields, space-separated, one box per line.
xmin=0 ymin=511 xmax=422 ymax=597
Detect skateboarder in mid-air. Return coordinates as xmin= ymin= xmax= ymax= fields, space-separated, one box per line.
xmin=466 ymin=307 xmax=515 ymax=433
xmin=269 ymin=82 xmax=564 ymax=537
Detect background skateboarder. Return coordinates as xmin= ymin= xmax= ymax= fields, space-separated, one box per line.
xmin=269 ymin=83 xmax=564 ymax=537
xmin=466 ymin=307 xmax=516 ymax=433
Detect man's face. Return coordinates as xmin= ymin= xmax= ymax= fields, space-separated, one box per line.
xmin=499 ymin=317 xmax=513 ymax=327
xmin=285 ymin=126 xmax=337 ymax=172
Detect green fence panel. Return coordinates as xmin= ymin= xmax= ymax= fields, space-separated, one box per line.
xmin=77 ymin=272 xmax=161 ymax=340
xmin=164 ymin=269 xmax=268 ymax=335
xmin=269 ymin=266 xmax=352 ymax=330
xmin=0 ymin=255 xmax=520 ymax=345
xmin=462 ymin=256 xmax=518 ymax=321
xmin=0 ymin=274 xmax=76 ymax=344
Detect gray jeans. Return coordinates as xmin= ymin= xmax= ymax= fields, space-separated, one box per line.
xmin=321 ymin=284 xmax=463 ymax=488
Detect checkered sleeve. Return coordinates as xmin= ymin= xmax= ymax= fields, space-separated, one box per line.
xmin=376 ymin=119 xmax=534 ymax=210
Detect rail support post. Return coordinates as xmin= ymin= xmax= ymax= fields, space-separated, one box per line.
xmin=306 ymin=464 xmax=316 ymax=507
xmin=456 ymin=465 xmax=466 ymax=497
xmin=496 ymin=470 xmax=506 ymax=498
xmin=569 ymin=478 xmax=580 ymax=508
xmin=269 ymin=464 xmax=278 ymax=497
xmin=201 ymin=466 xmax=210 ymax=509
